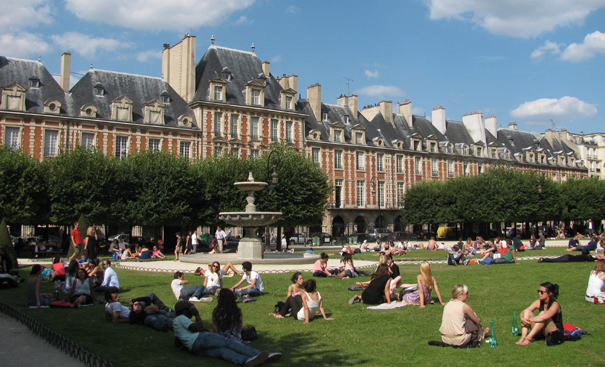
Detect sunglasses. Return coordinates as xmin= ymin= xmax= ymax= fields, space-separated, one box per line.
xmin=537 ymin=290 xmax=547 ymax=294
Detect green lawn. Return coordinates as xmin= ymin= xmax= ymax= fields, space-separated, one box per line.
xmin=1 ymin=252 xmax=603 ymax=367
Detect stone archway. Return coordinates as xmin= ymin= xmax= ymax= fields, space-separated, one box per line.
xmin=354 ymin=216 xmax=367 ymax=234
xmin=332 ymin=216 xmax=345 ymax=237
xmin=374 ymin=215 xmax=386 ymax=229
xmin=394 ymin=216 xmax=403 ymax=232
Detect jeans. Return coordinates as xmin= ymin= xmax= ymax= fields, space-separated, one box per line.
xmin=192 ymin=244 xmax=197 ymax=254
xmin=235 ymin=287 xmax=262 ymax=299
xmin=180 ymin=285 xmax=205 ymax=300
xmin=145 ymin=314 xmax=173 ymax=331
xmin=313 ymin=271 xmax=328 ymax=277
xmin=447 ymin=254 xmax=465 ymax=265
xmin=134 ymin=293 xmax=175 ymax=317
xmin=192 ymin=331 xmax=260 ymax=365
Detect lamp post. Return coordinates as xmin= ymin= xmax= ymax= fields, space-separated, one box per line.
xmin=265 ymin=150 xmax=281 ymax=250
xmin=370 ymin=176 xmax=382 ymax=230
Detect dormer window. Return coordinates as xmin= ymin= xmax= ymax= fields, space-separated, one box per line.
xmin=94 ymin=84 xmax=105 ymax=96
xmin=160 ymin=92 xmax=170 ymax=104
xmin=214 ymin=86 xmax=223 ymax=101
xmin=413 ymin=140 xmax=420 ymax=151
xmin=356 ymin=132 xmax=363 ymax=144
xmin=285 ymin=96 xmax=292 ymax=110
xmin=344 ymin=116 xmax=350 ymax=124
xmin=1 ymin=83 xmax=26 ymax=111
xmin=80 ymin=104 xmax=97 ymax=118
xmin=111 ymin=96 xmax=133 ymax=122
xmin=280 ymin=88 xmax=296 ymax=110
xmin=43 ymin=99 xmax=62 ymax=115
xmin=143 ymin=100 xmax=165 ymax=124
xmin=334 ymin=129 xmax=342 ymax=143
xmin=222 ymin=67 xmax=232 ymax=81
xmin=322 ymin=113 xmax=328 ymax=121
xmin=476 ymin=147 xmax=482 ymax=156
xmin=29 ymin=76 xmax=40 ymax=88
xmin=251 ymin=90 xmax=260 ymax=105
xmin=179 ymin=115 xmax=192 ymax=127
xmin=209 ymin=78 xmax=228 ymax=102
xmin=430 ymin=142 xmax=436 ymax=152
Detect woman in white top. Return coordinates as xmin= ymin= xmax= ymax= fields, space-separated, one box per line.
xmin=273 ymin=279 xmax=334 ymax=324
xmin=204 ymin=262 xmax=224 ymax=295
xmin=586 ymin=259 xmax=605 ymax=304
xmin=65 ymin=268 xmax=97 ymax=308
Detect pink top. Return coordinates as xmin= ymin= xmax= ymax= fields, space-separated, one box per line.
xmin=313 ymin=259 xmax=326 ymax=273
xmin=152 ymin=249 xmax=162 ymax=257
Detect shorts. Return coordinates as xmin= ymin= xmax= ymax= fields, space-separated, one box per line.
xmin=73 ymin=244 xmax=83 ymax=255
xmin=70 ymin=293 xmax=93 ymax=304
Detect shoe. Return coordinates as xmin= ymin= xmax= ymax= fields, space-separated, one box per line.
xmin=199 ymin=297 xmax=213 ymax=302
xmin=189 ymin=297 xmax=201 ymax=302
xmin=245 ymin=351 xmax=269 ymax=367
xmin=464 ymin=259 xmax=470 ymax=266
xmin=267 ymin=353 xmax=282 ymax=362
xmin=343 ymin=276 xmax=350 ymax=279
xmin=224 ymin=272 xmax=234 ymax=278
xmin=348 ymin=295 xmax=358 ymax=305
xmin=243 ymin=297 xmax=257 ymax=303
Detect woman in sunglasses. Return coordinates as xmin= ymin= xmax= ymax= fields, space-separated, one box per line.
xmin=517 ymin=282 xmax=562 ymax=345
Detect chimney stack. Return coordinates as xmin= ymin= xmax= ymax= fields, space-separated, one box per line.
xmin=348 ymin=94 xmax=358 ymax=118
xmin=462 ymin=112 xmax=486 ymax=145
xmin=431 ymin=106 xmax=446 ymax=134
xmin=60 ymin=51 xmax=71 ymax=92
xmin=485 ymin=115 xmax=497 ymax=136
xmin=307 ymin=84 xmax=322 ymax=121
xmin=162 ymin=34 xmax=196 ymax=102
xmin=508 ymin=122 xmax=518 ymax=130
xmin=380 ymin=100 xmax=393 ymax=125
xmin=397 ymin=100 xmax=412 ymax=126
xmin=277 ymin=74 xmax=298 ymax=92
xmin=262 ymin=61 xmax=270 ymax=76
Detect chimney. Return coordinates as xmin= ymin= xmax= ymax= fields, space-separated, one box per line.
xmin=431 ymin=106 xmax=446 ymax=134
xmin=348 ymin=94 xmax=358 ymax=118
xmin=462 ymin=112 xmax=486 ymax=145
xmin=337 ymin=95 xmax=348 ymax=106
xmin=60 ymin=51 xmax=71 ymax=92
xmin=277 ymin=74 xmax=298 ymax=92
xmin=380 ymin=100 xmax=393 ymax=125
xmin=262 ymin=61 xmax=270 ymax=76
xmin=162 ymin=34 xmax=196 ymax=102
xmin=508 ymin=122 xmax=518 ymax=130
xmin=485 ymin=115 xmax=497 ymax=137
xmin=397 ymin=100 xmax=412 ymax=126
xmin=307 ymin=83 xmax=322 ymax=121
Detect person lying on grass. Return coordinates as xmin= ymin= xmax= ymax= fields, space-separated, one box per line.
xmin=271 ymin=279 xmax=334 ymax=324
xmin=517 ymin=282 xmax=563 ymax=346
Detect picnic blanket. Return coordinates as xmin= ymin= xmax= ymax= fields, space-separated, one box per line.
xmin=367 ymin=300 xmax=410 ymax=310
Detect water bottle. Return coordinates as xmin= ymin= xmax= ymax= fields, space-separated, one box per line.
xmin=489 ymin=320 xmax=497 ymax=347
xmin=511 ymin=311 xmax=519 ymax=336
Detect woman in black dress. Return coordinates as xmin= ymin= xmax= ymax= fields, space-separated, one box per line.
xmin=84 ymin=226 xmax=98 ymax=260
xmin=348 ymin=264 xmax=392 ymax=305
xmin=517 ymin=282 xmax=563 ymax=345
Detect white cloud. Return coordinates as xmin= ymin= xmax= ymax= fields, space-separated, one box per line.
xmin=0 ymin=0 xmax=53 ymax=33
xmin=365 ymin=69 xmax=379 ymax=78
xmin=0 ymin=32 xmax=52 ymax=58
xmin=412 ymin=106 xmax=426 ymax=117
xmin=51 ymin=32 xmax=134 ymax=59
xmin=286 ymin=6 xmax=300 ymax=14
xmin=510 ymin=96 xmax=598 ymax=123
xmin=65 ymin=0 xmax=256 ymax=32
xmin=270 ymin=55 xmax=282 ymax=63
xmin=136 ymin=50 xmax=162 ymax=62
xmin=235 ymin=16 xmax=254 ymax=25
xmin=355 ymin=85 xmax=405 ymax=97
xmin=530 ymin=40 xmax=562 ymax=60
xmin=424 ymin=0 xmax=605 ymax=38
xmin=561 ymin=31 xmax=605 ymax=61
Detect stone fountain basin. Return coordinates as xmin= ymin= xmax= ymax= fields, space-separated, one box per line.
xmin=219 ymin=212 xmax=282 ymax=227
xmin=234 ymin=182 xmax=267 ymax=191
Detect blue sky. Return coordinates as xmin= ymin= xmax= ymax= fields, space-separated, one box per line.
xmin=1 ymin=0 xmax=604 ymax=134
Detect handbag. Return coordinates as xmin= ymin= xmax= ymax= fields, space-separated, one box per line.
xmin=241 ymin=326 xmax=258 ymax=341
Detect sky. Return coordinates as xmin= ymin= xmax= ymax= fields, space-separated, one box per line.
xmin=1 ymin=0 xmax=604 ymax=135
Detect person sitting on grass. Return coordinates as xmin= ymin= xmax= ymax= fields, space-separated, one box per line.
xmin=212 ymin=288 xmax=246 ymax=342
xmin=517 ymin=282 xmax=563 ymax=346
xmin=231 ymin=262 xmax=264 ymax=303
xmin=137 ymin=244 xmax=151 ymax=259
xmin=335 ymin=253 xmax=356 ymax=279
xmin=65 ymin=267 xmax=98 ymax=308
xmin=151 ymin=245 xmax=166 ymax=259
xmin=203 ymin=261 xmax=242 ymax=296
xmin=27 ymin=264 xmax=53 ymax=308
xmin=77 ymin=254 xmax=90 ymax=267
xmin=585 ymin=259 xmax=605 ymax=304
xmin=567 ymin=235 xmax=598 ymax=252
xmin=87 ymin=259 xmax=104 ymax=287
xmin=348 ymin=264 xmax=392 ymax=305
xmin=446 ymin=244 xmax=468 ymax=266
xmin=312 ymin=253 xmax=337 ymax=277
xmin=272 ymin=279 xmax=334 ymax=324
xmin=439 ymin=284 xmax=490 ymax=347
xmin=173 ymin=300 xmax=280 ymax=366
xmin=397 ymin=261 xmax=446 ymax=307
xmin=172 ymin=271 xmax=210 ymax=302
xmin=94 ymin=260 xmax=120 ymax=294
xmin=128 ymin=293 xmax=176 ymax=332
xmin=121 ymin=246 xmax=136 ymax=260
xmin=51 ymin=256 xmax=66 ymax=282
xmin=105 ymin=292 xmax=130 ymax=323
xmin=492 ymin=239 xmax=518 ymax=265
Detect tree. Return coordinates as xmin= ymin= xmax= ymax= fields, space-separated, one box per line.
xmin=0 ymin=146 xmax=48 ymax=224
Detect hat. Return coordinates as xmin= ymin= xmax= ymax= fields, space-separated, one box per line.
xmin=174 ymin=300 xmax=194 ymax=315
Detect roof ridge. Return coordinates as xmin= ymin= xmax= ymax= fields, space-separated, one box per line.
xmin=209 ymin=45 xmax=259 ymax=58
xmin=89 ymin=69 xmax=165 ymax=81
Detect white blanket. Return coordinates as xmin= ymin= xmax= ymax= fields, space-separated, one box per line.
xmin=367 ymin=301 xmax=409 ymax=310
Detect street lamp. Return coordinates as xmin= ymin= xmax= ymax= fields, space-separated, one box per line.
xmin=265 ymin=149 xmax=282 ymax=250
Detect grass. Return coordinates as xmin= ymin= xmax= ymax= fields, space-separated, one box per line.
xmin=1 ymin=250 xmax=603 ymax=367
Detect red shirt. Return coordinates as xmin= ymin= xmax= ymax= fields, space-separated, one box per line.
xmin=52 ymin=262 xmax=66 ymax=276
xmin=71 ymin=228 xmax=82 ymax=245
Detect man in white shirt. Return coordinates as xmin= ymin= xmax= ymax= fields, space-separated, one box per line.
xmin=95 ymin=260 xmax=120 ymax=293
xmin=191 ymin=231 xmax=198 ymax=254
xmin=230 ymin=261 xmax=264 ymax=303
xmin=104 ymin=293 xmax=130 ymax=323
xmin=211 ymin=226 xmax=226 ymax=254
xmin=171 ymin=271 xmax=210 ymax=302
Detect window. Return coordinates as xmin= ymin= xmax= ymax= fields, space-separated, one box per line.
xmin=179 ymin=142 xmax=190 ymax=158
xmin=230 ymin=115 xmax=238 ymax=139
xmin=335 ymin=179 xmax=343 ymax=208
xmin=491 ymin=149 xmax=496 ymax=158
xmin=214 ymin=113 xmax=221 ymax=137
xmin=413 ymin=140 xmax=420 ymax=151
xmin=115 ymin=136 xmax=128 ymax=160
xmin=230 ymin=148 xmax=239 ymax=157
xmin=285 ymin=96 xmax=292 ymax=110
xmin=214 ymin=86 xmax=223 ymax=101
xmin=312 ymin=148 xmax=320 ymax=164
xmin=250 ymin=149 xmax=259 ymax=158
xmin=160 ymin=93 xmax=170 ymax=104
xmin=377 ymin=153 xmax=384 ymax=172
xmin=270 ymin=119 xmax=278 ymax=142
xmin=356 ymin=152 xmax=364 ymax=170
xmin=478 ymin=162 xmax=483 ymax=173
xmin=5 ymin=127 xmax=19 ymax=149
xmin=322 ymin=113 xmax=328 ymax=121
xmin=251 ymin=117 xmax=259 ymax=140
xmin=464 ymin=161 xmax=469 ymax=176
xmin=432 ymin=158 xmax=438 ymax=177
xmin=149 ymin=139 xmax=160 ymax=152
xmin=415 ymin=157 xmax=422 ymax=175
xmin=357 ymin=180 xmax=365 ymax=207
xmin=44 ymin=130 xmax=58 ymax=157
xmin=82 ymin=133 xmax=94 ymax=149
xmin=214 ymin=147 xmax=222 ymax=156
xmin=29 ymin=78 xmax=40 ymax=88
xmin=430 ymin=142 xmax=436 ymax=152
xmin=397 ymin=182 xmax=404 ymax=207
xmin=378 ymin=181 xmax=385 ymax=207
xmin=448 ymin=159 xmax=454 ymax=177
xmin=396 ymin=155 xmax=403 ymax=173
xmin=334 ymin=130 xmax=341 ymax=142
xmin=285 ymin=121 xmax=292 ymax=143
xmin=335 ymin=150 xmax=343 ymax=169
xmin=94 ymin=86 xmax=104 ymax=96
xmin=344 ymin=116 xmax=350 ymax=124
xmin=356 ymin=132 xmax=363 ymax=144
xmin=252 ymin=90 xmax=260 ymax=105
xmin=476 ymin=147 xmax=482 ymax=156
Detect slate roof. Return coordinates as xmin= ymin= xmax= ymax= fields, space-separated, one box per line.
xmin=70 ymin=69 xmax=197 ymax=128
xmin=193 ymin=45 xmax=284 ymax=110
xmin=0 ymin=56 xmax=68 ymax=115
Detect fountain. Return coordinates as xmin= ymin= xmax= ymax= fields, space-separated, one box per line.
xmin=179 ymin=172 xmax=320 ymax=265
xmin=218 ymin=172 xmax=281 ymax=259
